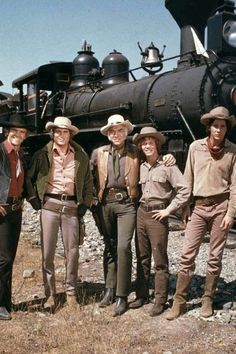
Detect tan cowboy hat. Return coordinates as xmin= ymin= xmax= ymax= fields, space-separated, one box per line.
xmin=200 ymin=106 xmax=235 ymax=127
xmin=100 ymin=114 xmax=134 ymax=136
xmin=133 ymin=126 xmax=166 ymax=145
xmin=45 ymin=116 xmax=79 ymax=135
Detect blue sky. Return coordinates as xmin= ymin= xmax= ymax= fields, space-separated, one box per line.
xmin=0 ymin=0 xmax=180 ymax=93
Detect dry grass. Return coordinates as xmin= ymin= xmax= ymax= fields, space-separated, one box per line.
xmin=0 ymin=239 xmax=235 ymax=354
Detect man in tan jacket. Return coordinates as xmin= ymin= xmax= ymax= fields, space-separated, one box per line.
xmin=91 ymin=115 xmax=139 ymax=317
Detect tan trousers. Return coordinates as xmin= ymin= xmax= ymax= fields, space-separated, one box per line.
xmin=180 ymin=200 xmax=228 ymax=276
xmin=41 ymin=198 xmax=80 ymax=296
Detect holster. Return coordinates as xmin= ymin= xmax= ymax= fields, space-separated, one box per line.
xmin=42 ymin=200 xmax=78 ymax=217
xmin=43 ymin=200 xmax=86 ymax=244
xmin=91 ymin=204 xmax=103 ymax=235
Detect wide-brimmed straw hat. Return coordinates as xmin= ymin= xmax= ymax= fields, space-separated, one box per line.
xmin=100 ymin=114 xmax=134 ymax=136
xmin=133 ymin=126 xmax=166 ymax=145
xmin=0 ymin=112 xmax=34 ymax=131
xmin=200 ymin=106 xmax=235 ymax=127
xmin=45 ymin=116 xmax=79 ymax=135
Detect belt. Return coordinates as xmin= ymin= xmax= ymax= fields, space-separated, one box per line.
xmin=1 ymin=202 xmax=23 ymax=213
xmin=7 ymin=196 xmax=22 ymax=203
xmin=140 ymin=203 xmax=166 ymax=212
xmin=45 ymin=193 xmax=77 ymax=201
xmin=43 ymin=201 xmax=78 ymax=216
xmin=104 ymin=188 xmax=129 ymax=203
xmin=194 ymin=193 xmax=229 ymax=206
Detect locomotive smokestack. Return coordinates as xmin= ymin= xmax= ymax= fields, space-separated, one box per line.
xmin=165 ymin=0 xmax=219 ymax=66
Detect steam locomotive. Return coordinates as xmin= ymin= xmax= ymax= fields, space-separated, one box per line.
xmin=1 ymin=0 xmax=236 ymax=166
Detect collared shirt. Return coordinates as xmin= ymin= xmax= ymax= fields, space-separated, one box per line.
xmin=3 ymin=140 xmax=24 ymax=197
xmin=139 ymin=157 xmax=190 ymax=214
xmin=184 ymin=137 xmax=236 ymax=217
xmin=46 ymin=143 xmax=76 ymax=195
xmin=91 ymin=145 xmax=127 ymax=189
xmin=106 ymin=146 xmax=126 ymax=188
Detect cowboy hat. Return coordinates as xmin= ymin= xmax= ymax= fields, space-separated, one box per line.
xmin=200 ymin=106 xmax=235 ymax=127
xmin=133 ymin=126 xmax=166 ymax=145
xmin=45 ymin=116 xmax=79 ymax=135
xmin=0 ymin=112 xmax=34 ymax=131
xmin=100 ymin=114 xmax=134 ymax=136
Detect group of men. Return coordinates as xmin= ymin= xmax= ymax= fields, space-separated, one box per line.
xmin=0 ymin=105 xmax=235 ymax=321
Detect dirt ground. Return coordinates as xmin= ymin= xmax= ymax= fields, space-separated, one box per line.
xmin=0 ymin=238 xmax=235 ymax=354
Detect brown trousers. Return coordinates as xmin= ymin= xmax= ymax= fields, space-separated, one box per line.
xmin=180 ymin=199 xmax=228 ymax=276
xmin=135 ymin=207 xmax=169 ymax=304
xmin=41 ymin=198 xmax=80 ymax=297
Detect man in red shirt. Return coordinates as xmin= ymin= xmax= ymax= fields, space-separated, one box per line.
xmin=0 ymin=113 xmax=31 ymax=320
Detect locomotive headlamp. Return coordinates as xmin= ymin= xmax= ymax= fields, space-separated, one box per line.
xmin=223 ymin=20 xmax=236 ymax=48
xmin=230 ymin=86 xmax=236 ymax=105
xmin=207 ymin=1 xmax=236 ymax=56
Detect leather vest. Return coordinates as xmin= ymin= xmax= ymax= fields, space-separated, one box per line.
xmin=96 ymin=143 xmax=140 ymax=201
xmin=0 ymin=143 xmax=26 ymax=203
xmin=0 ymin=143 xmax=11 ymax=203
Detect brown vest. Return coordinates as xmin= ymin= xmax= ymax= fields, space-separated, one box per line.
xmin=96 ymin=144 xmax=140 ymax=201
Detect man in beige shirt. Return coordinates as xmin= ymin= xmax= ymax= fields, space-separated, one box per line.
xmin=129 ymin=126 xmax=190 ymax=316
xmin=166 ymin=106 xmax=236 ymax=320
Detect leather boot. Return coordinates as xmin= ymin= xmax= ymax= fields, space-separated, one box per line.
xmin=67 ymin=295 xmax=78 ymax=308
xmin=129 ymin=297 xmax=149 ymax=309
xmin=149 ymin=301 xmax=165 ymax=317
xmin=151 ymin=271 xmax=168 ymax=316
xmin=200 ymin=273 xmax=219 ymax=318
xmin=113 ymin=297 xmax=127 ymax=317
xmin=44 ymin=295 xmax=56 ymax=310
xmin=99 ymin=288 xmax=115 ymax=308
xmin=166 ymin=272 xmax=191 ymax=320
xmin=0 ymin=306 xmax=12 ymax=320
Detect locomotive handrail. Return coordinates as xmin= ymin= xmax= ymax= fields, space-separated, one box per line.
xmin=176 ymin=104 xmax=196 ymax=141
xmin=68 ymin=103 xmax=132 ymax=120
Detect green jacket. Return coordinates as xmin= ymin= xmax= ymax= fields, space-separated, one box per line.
xmin=26 ymin=140 xmax=93 ymax=207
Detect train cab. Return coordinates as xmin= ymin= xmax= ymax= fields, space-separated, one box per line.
xmin=12 ymin=62 xmax=72 ymax=132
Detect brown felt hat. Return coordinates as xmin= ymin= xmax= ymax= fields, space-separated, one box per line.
xmin=200 ymin=106 xmax=235 ymax=127
xmin=133 ymin=126 xmax=166 ymax=145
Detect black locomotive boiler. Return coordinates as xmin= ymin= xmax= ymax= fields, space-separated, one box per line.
xmin=1 ymin=0 xmax=236 ymax=166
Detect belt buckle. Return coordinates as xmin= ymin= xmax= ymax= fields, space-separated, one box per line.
xmin=61 ymin=194 xmax=68 ymax=201
xmin=206 ymin=198 xmax=214 ymax=206
xmin=11 ymin=203 xmax=19 ymax=211
xmin=115 ymin=192 xmax=123 ymax=201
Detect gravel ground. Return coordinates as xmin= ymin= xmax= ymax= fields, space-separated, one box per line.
xmin=0 ymin=201 xmax=232 ymax=354
xmin=21 ymin=201 xmax=236 ymax=327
